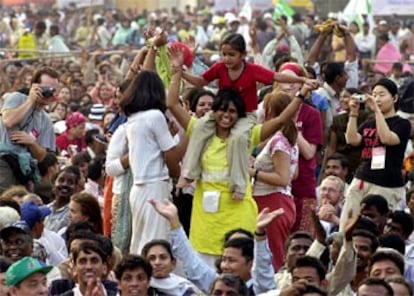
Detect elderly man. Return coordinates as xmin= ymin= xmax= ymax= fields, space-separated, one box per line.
xmin=317 ymin=175 xmax=345 ymax=234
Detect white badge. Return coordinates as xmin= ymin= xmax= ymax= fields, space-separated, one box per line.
xmin=202 ymin=191 xmax=220 ymax=213
xmin=371 ymin=146 xmax=386 ymax=170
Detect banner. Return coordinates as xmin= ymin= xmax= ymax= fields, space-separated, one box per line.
xmin=372 ymin=0 xmax=414 ymax=15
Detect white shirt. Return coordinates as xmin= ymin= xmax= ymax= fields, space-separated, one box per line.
xmin=126 ymin=110 xmax=176 ymax=185
xmin=354 ymin=32 xmax=376 ymax=54
xmin=105 ymin=124 xmax=127 ymax=194
xmin=40 ymin=228 xmax=68 ymax=266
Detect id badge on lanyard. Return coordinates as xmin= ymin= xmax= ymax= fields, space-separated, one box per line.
xmin=371 ymin=146 xmax=386 ymax=170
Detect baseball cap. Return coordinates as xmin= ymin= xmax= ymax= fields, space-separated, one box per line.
xmin=0 ymin=221 xmax=31 ymax=240
xmin=20 ymin=201 xmax=51 ymax=229
xmin=6 ymin=257 xmax=52 ymax=286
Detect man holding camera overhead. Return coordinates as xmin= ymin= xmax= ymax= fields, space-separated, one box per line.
xmin=0 ymin=67 xmax=59 ymax=192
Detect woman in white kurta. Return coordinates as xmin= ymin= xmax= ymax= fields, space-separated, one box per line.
xmin=120 ymin=70 xmax=184 ymax=254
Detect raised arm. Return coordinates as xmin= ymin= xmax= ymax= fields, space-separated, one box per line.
xmin=149 ymin=199 xmax=217 ymax=293
xmin=307 ymin=30 xmax=330 ymax=66
xmin=345 ymin=98 xmax=362 ymax=146
xmin=260 ymin=84 xmax=313 ymax=141
xmin=125 ymin=48 xmax=148 ymax=80
xmin=169 ymin=44 xmax=208 ymax=88
xmin=142 ymin=30 xmax=168 ymax=71
xmin=366 ymin=95 xmax=401 ymax=145
xmin=339 ymin=24 xmax=357 ymax=63
xmin=167 ymin=47 xmax=192 ymax=130
xmin=252 ymin=207 xmax=284 ymax=294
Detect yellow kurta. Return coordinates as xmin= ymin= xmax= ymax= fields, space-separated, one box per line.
xmin=187 ymin=118 xmax=260 ymax=255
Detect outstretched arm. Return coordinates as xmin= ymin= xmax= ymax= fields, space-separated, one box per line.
xmin=253 ymin=207 xmax=284 ymax=294
xmin=167 ymin=48 xmax=192 ymax=130
xmin=149 ymin=199 xmax=217 ymax=293
xmin=260 ymin=84 xmax=315 ymax=141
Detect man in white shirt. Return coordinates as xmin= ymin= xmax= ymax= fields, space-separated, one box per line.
xmin=20 ymin=200 xmax=67 ymax=266
xmin=354 ymin=22 xmax=376 ymax=60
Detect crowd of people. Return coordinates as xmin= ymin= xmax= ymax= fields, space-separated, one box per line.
xmin=0 ymin=2 xmax=414 ymax=296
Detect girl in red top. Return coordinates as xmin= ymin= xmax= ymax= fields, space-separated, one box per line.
xmin=170 ymin=33 xmax=317 ymax=199
xmin=56 ymin=112 xmax=87 ymax=157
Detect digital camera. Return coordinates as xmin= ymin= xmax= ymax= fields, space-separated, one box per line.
xmin=41 ymin=87 xmax=55 ymax=98
xmin=352 ymin=94 xmax=365 ymax=103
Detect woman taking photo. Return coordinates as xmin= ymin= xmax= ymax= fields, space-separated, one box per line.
xmin=325 ymin=88 xmax=370 ymax=182
xmin=340 ymin=78 xmax=411 ymax=230
xmin=166 ymin=69 xmax=309 ymax=266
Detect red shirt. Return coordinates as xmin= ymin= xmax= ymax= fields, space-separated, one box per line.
xmin=292 ymin=104 xmax=324 ymax=199
xmin=56 ymin=131 xmax=87 ymax=154
xmin=202 ymin=61 xmax=275 ymax=112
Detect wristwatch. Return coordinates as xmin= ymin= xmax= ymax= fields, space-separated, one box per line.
xmin=295 ymin=91 xmax=306 ymax=101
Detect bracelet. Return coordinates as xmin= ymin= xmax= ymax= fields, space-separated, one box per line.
xmin=254 ymin=169 xmax=259 ymax=180
xmin=349 ymin=113 xmax=358 ymax=118
xmin=254 ymin=230 xmax=266 ymax=236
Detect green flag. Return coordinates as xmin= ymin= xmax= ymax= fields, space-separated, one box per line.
xmin=273 ymin=0 xmax=295 ymax=20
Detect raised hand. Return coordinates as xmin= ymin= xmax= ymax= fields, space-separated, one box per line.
xmin=168 ymin=45 xmax=185 ymax=71
xmin=256 ymin=207 xmax=284 ymax=234
xmin=153 ymin=29 xmax=168 ymax=47
xmin=149 ymin=198 xmax=180 ymax=228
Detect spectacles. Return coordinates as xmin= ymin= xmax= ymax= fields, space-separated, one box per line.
xmin=320 ymin=187 xmax=339 ymax=193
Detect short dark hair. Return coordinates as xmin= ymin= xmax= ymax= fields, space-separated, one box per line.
xmin=352 ymin=229 xmax=379 ymax=253
xmin=220 ymin=33 xmax=246 ymax=54
xmin=212 ymin=89 xmax=246 ymax=118
xmin=361 ymin=194 xmax=389 ymax=215
xmin=87 ymin=156 xmax=105 ymax=182
xmin=359 ymin=277 xmax=394 ymax=296
xmin=378 ymin=234 xmax=405 ymax=255
xmin=386 ymin=275 xmax=413 ymax=295
xmin=37 ymin=152 xmax=58 ymax=176
xmin=70 ymin=192 xmax=103 ymax=234
xmin=326 ymin=153 xmax=349 ymax=168
xmin=31 ymin=67 xmax=59 ymax=84
xmin=85 ymin=129 xmax=100 ymax=145
xmin=141 ymin=239 xmax=174 ymax=261
xmin=355 ymin=217 xmax=380 ymax=236
xmin=285 ymin=231 xmax=313 ymax=252
xmin=224 ymin=237 xmax=253 ymax=262
xmin=210 ymin=274 xmax=248 ymax=295
xmin=72 ymin=241 xmax=108 ymax=264
xmin=189 ymin=89 xmax=215 ymax=113
xmin=121 ymin=70 xmax=166 ymax=116
xmin=224 ymin=228 xmax=254 ymax=243
xmin=114 ymin=255 xmax=152 ymax=280
xmin=71 ymin=151 xmax=92 ymax=166
xmin=66 ymin=228 xmax=98 ymax=252
xmin=293 ymin=256 xmax=326 ymax=282
xmin=323 ymin=62 xmax=345 ymax=85
xmin=389 ymin=211 xmax=414 ymax=238
xmin=370 ymin=248 xmax=405 ymax=276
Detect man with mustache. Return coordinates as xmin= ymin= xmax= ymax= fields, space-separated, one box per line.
xmin=0 ymin=221 xmax=33 ymax=263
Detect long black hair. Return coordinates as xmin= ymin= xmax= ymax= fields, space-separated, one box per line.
xmin=120 ymin=70 xmax=166 ymax=116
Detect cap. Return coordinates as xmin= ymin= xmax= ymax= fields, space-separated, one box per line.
xmin=379 ymin=20 xmax=388 ymax=25
xmin=20 ymin=201 xmax=51 ymax=229
xmin=0 ymin=221 xmax=31 ymax=240
xmin=212 ymin=15 xmax=225 ymax=25
xmin=6 ymin=257 xmax=52 ymax=286
xmin=88 ymin=104 xmax=106 ymax=121
xmin=65 ymin=111 xmax=86 ymax=129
